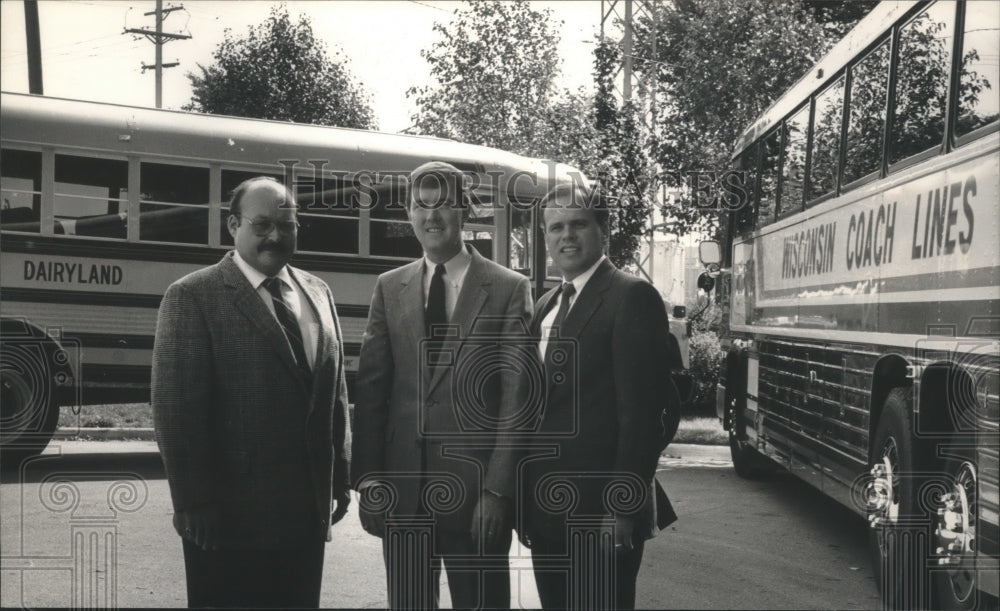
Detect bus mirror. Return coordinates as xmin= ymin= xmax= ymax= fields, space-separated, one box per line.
xmin=699 ymin=240 xmax=722 ymax=266
xmin=672 ymin=305 xmax=686 ymax=319
xmin=697 ymin=272 xmax=716 ymax=294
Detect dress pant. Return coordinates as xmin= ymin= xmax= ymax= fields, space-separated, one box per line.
xmin=382 ymin=525 xmax=512 ymax=609
xmin=182 ymin=539 xmax=325 ymax=608
xmin=530 ymin=534 xmax=645 ymax=610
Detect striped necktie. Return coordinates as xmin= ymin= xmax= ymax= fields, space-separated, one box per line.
xmin=263 ymin=277 xmax=312 ymax=377
xmin=545 ymin=282 xmax=576 ymax=361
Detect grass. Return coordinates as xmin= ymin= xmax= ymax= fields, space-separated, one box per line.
xmin=60 ymin=404 xmax=727 ymax=445
xmin=59 ymin=403 xmax=152 ymax=429
xmin=673 ymin=416 xmax=727 ymax=446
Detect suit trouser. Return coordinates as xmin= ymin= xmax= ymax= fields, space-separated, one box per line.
xmin=530 ymin=535 xmax=645 ymax=610
xmin=182 ymin=539 xmax=325 ymax=608
xmin=382 ymin=525 xmax=512 ymax=609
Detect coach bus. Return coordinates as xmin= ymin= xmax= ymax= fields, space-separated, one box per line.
xmin=700 ymin=1 xmax=998 ymax=608
xmin=0 ymin=92 xmax=589 ymax=461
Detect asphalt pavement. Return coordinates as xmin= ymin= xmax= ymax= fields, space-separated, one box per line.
xmin=1 ymin=441 xmax=879 ymax=609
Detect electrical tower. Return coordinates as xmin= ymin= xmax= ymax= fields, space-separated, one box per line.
xmin=124 ymin=0 xmax=190 ymax=108
xmin=601 ymin=1 xmax=678 ymax=292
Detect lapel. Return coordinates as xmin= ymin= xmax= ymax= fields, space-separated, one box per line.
xmin=219 ymin=253 xmax=310 ymax=398
xmin=531 ymin=287 xmax=560 ymax=337
xmin=558 ymin=258 xmax=615 ymax=341
xmin=396 ymin=259 xmax=427 ymax=363
xmin=288 ymin=266 xmax=329 ymax=405
xmin=543 ymin=259 xmax=616 ymax=391
xmin=424 ymin=248 xmax=491 ymax=396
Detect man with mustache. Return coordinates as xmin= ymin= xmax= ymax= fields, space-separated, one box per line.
xmin=153 ymin=176 xmax=351 ymax=608
xmin=352 ymin=161 xmax=534 ymax=608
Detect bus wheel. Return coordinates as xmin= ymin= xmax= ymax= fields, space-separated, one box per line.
xmin=728 ymin=395 xmax=771 ymax=478
xmin=0 ymin=342 xmax=60 ymax=469
xmin=932 ymin=447 xmax=978 ymax=610
xmin=866 ymin=387 xmax=927 ymax=609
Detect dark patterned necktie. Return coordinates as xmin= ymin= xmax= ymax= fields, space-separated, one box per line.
xmin=545 ymin=282 xmax=576 ymax=360
xmin=425 ymin=263 xmax=447 ymax=337
xmin=263 ymin=277 xmax=311 ymax=377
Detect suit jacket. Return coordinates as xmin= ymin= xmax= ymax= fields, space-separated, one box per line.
xmin=522 ymin=258 xmax=678 ymax=543
xmin=152 ymin=251 xmax=350 ymax=549
xmin=351 ymin=246 xmax=532 ymax=532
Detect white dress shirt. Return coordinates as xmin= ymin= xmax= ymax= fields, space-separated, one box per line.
xmin=233 ymin=251 xmax=319 ymax=369
xmin=421 ymin=244 xmax=473 ymax=321
xmin=538 ymin=255 xmax=606 ymax=358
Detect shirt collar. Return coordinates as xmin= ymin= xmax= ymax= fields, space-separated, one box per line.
xmin=564 ymin=255 xmax=605 ymax=296
xmin=232 ymin=250 xmax=293 ymax=290
xmin=423 ymin=243 xmax=473 ymax=286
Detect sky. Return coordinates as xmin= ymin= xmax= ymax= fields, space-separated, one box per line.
xmin=1 ymin=0 xmax=604 ymax=133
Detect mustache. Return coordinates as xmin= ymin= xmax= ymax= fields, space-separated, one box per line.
xmin=258 ymin=241 xmax=290 ymax=252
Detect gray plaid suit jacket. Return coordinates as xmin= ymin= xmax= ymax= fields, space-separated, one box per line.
xmin=152 ymin=251 xmax=350 ymax=549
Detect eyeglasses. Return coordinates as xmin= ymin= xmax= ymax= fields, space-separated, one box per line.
xmin=241 ymin=217 xmax=299 ymax=236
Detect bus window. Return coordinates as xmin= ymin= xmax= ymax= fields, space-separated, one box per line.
xmin=758 ymin=130 xmax=780 ymax=227
xmin=139 ymin=162 xmax=210 ymax=244
xmin=778 ymin=105 xmax=808 ymax=219
xmin=220 ymin=169 xmax=285 ymax=246
xmin=808 ymin=75 xmax=845 ymax=203
xmin=54 ymin=154 xmax=127 ymax=239
xmin=844 ymin=39 xmax=890 ymax=184
xmin=954 ymin=2 xmax=1000 ymax=139
xmin=295 ymin=173 xmax=360 ymax=255
xmin=0 ymin=148 xmax=42 ymax=233
xmin=370 ymin=220 xmax=421 ymax=258
xmin=889 ymin=1 xmax=955 ymax=166
xmin=735 ymin=143 xmax=758 ymax=233
xmin=508 ymin=205 xmax=534 ymax=275
xmin=463 ymin=229 xmax=493 ymax=260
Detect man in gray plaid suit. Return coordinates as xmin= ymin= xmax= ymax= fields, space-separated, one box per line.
xmin=152 ymin=176 xmax=351 ymax=608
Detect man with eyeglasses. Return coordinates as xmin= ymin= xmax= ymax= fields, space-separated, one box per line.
xmin=152 ymin=176 xmax=351 ymax=608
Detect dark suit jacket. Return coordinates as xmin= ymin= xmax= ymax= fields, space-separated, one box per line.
xmin=152 ymin=251 xmax=350 ymax=549
xmin=351 ymin=247 xmax=532 ymax=532
xmin=522 ymin=258 xmax=678 ymax=542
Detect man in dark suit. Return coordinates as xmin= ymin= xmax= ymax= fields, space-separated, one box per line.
xmin=152 ymin=176 xmax=351 ymax=608
xmin=521 ymin=183 xmax=678 ymax=610
xmin=352 ymin=161 xmax=534 ymax=609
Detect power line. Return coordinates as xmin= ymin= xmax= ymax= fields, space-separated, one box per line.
xmin=123 ymin=1 xmax=191 ymax=108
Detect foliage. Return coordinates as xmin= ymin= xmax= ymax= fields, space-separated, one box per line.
xmin=184 ymin=6 xmax=376 ymax=129
xmin=407 ymin=0 xmax=560 ymax=152
xmin=636 ymin=0 xmax=847 ymax=238
xmin=687 ymin=328 xmax=725 ymax=416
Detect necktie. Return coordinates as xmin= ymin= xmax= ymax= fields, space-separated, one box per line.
xmin=545 ymin=282 xmax=576 ymax=360
xmin=263 ymin=277 xmax=312 ymax=377
xmin=425 ymin=263 xmax=447 ymax=337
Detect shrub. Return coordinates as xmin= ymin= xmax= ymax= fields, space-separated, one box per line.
xmin=686 ymin=327 xmax=724 ymax=417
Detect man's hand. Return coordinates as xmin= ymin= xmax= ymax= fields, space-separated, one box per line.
xmin=173 ymin=504 xmax=221 ymax=551
xmin=331 ymin=490 xmax=351 ymax=527
xmin=357 ymin=484 xmax=386 ymax=538
xmin=610 ymin=514 xmax=636 ymax=552
xmin=470 ymin=491 xmax=510 ymax=548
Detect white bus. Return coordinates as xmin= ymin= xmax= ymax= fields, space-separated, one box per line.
xmin=700 ymin=1 xmax=998 ymax=608
xmin=0 ymin=92 xmax=586 ymax=459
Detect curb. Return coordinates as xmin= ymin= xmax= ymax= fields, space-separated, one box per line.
xmin=52 ymin=428 xmax=726 ymax=446
xmin=54 ymin=427 xmax=157 ymax=441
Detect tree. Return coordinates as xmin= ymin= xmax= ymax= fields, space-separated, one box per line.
xmin=407 ymin=0 xmax=560 ymax=152
xmin=184 ymin=6 xmax=376 ymax=129
xmin=636 ymin=0 xmax=848 ymax=237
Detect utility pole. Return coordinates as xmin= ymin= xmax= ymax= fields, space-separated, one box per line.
xmin=23 ymin=0 xmax=43 ymax=94
xmin=124 ymin=0 xmax=190 ymax=108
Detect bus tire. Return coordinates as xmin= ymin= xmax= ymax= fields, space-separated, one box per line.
xmin=728 ymin=392 xmax=772 ymax=479
xmin=0 ymin=340 xmax=60 ymax=470
xmin=931 ymin=444 xmax=979 ymax=610
xmin=867 ymin=387 xmax=930 ymax=609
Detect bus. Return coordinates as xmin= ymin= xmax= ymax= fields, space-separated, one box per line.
xmin=699 ymin=1 xmax=998 ymax=608
xmin=0 ymin=92 xmax=588 ymax=461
